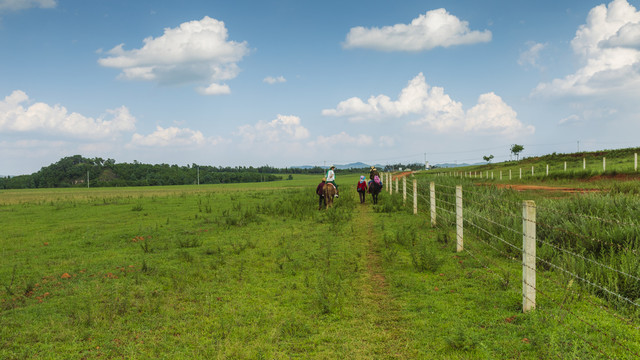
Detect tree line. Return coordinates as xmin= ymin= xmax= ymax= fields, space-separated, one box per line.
xmin=0 ymin=156 xmax=429 ymax=189
xmin=0 ymin=155 xmax=292 ymax=189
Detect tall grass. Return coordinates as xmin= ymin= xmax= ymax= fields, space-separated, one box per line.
xmin=421 ymin=174 xmax=640 ymax=312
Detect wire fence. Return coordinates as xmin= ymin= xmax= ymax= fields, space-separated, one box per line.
xmin=428 ymin=151 xmax=639 ymax=180
xmin=383 ymin=172 xmax=640 ymax=359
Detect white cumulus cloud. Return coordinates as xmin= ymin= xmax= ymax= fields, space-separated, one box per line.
xmin=378 ymin=135 xmax=395 ymax=147
xmin=0 ymin=0 xmax=56 ymax=11
xmin=310 ymin=132 xmax=373 ymax=147
xmin=0 ymin=90 xmax=135 ymax=139
xmin=323 ymin=73 xmax=533 ymax=136
xmin=343 ymin=8 xmax=491 ymax=51
xmin=518 ymin=42 xmax=546 ymax=70
xmin=130 ymin=126 xmax=227 ymax=147
xmin=236 ymin=114 xmax=309 ymax=143
xmin=197 ymin=83 xmax=231 ymax=95
xmin=534 ymin=0 xmax=640 ymax=97
xmin=322 ymin=73 xmax=463 ymax=125
xmin=465 ymin=92 xmax=534 ymax=136
xmin=559 ymin=114 xmax=582 ymax=125
xmin=263 ymin=76 xmax=286 ymax=84
xmin=98 ymin=16 xmax=249 ymax=95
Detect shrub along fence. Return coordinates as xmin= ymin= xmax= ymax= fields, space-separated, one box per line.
xmin=383 ymin=173 xmax=640 ymax=358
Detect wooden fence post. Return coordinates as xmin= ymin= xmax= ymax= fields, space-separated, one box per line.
xmin=531 ymin=166 xmax=534 ymax=176
xmin=636 ymin=153 xmax=638 ymax=171
xmin=523 ymin=200 xmax=536 ymax=313
xmin=583 ymin=158 xmax=586 ymax=170
xmin=413 ymin=180 xmax=417 ymax=215
xmin=509 ymin=169 xmax=512 ymax=180
xmin=603 ymin=157 xmax=606 ymax=172
xmin=519 ymin=168 xmax=522 ymax=179
xmin=395 ymin=177 xmax=399 ymax=194
xmin=389 ymin=174 xmax=393 ymax=195
xmin=456 ymin=185 xmax=463 ymax=252
xmin=546 ymin=164 xmax=549 ymax=176
xmin=564 ymin=161 xmax=567 ymax=172
xmin=430 ymin=182 xmax=436 ymax=227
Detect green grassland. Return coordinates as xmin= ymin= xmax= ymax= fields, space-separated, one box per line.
xmin=1 ymin=170 xmax=639 ymax=359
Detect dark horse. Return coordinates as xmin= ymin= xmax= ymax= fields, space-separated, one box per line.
xmin=368 ymin=180 xmax=382 ymax=204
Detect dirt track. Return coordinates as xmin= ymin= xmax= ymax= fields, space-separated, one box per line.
xmin=487 ymin=184 xmax=602 ymax=193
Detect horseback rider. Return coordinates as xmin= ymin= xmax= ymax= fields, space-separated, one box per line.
xmin=326 ymin=165 xmax=339 ymax=197
xmin=369 ymin=166 xmax=379 ymax=180
xmin=368 ymin=166 xmax=382 ymax=192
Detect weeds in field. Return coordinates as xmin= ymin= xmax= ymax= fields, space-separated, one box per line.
xmin=3 ymin=265 xmax=17 ymax=296
xmin=410 ymin=239 xmax=441 ymax=273
xmin=445 ymin=324 xmax=478 ymax=351
xmin=177 ymin=250 xmax=194 ymax=263
xmin=139 ymin=239 xmax=153 ymax=253
xmin=176 ymin=235 xmax=202 ymax=248
xmin=313 ymin=272 xmax=343 ymax=315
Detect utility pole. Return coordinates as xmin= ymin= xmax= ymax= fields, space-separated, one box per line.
xmin=197 ymin=166 xmax=200 ymax=185
xmin=577 ymin=140 xmax=580 ymax=153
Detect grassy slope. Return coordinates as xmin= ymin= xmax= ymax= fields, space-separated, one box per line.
xmin=431 ymin=146 xmax=640 ymax=188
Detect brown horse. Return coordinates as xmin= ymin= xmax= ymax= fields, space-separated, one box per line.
xmin=323 ymin=183 xmax=337 ymax=209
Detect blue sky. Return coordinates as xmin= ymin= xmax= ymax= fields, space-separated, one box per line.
xmin=2 ymin=0 xmax=640 ymax=174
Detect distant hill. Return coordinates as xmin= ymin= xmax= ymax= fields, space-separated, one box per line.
xmin=292 ymin=162 xmax=382 ymax=170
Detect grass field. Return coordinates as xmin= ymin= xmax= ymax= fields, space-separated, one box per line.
xmin=1 ymin=171 xmax=639 ymax=359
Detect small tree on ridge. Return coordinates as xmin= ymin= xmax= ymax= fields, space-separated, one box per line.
xmin=511 ymin=144 xmax=524 ymax=161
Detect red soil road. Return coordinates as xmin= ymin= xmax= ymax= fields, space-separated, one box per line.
xmin=488 ymin=184 xmax=602 ymax=193
xmin=391 ymin=172 xmax=414 ymax=180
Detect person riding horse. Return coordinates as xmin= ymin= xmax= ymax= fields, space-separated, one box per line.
xmin=326 ymin=165 xmax=339 ymax=197
xmin=368 ymin=172 xmax=382 ymax=204
xmin=369 ymin=166 xmax=379 ymax=180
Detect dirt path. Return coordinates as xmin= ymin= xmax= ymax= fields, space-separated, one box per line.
xmin=353 ymin=204 xmax=413 ymax=358
xmin=482 ymin=183 xmax=602 ymax=193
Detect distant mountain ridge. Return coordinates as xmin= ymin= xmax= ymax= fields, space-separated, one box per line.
xmin=292 ymin=162 xmax=383 ymax=170
xmin=293 ymin=161 xmax=481 ymax=170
